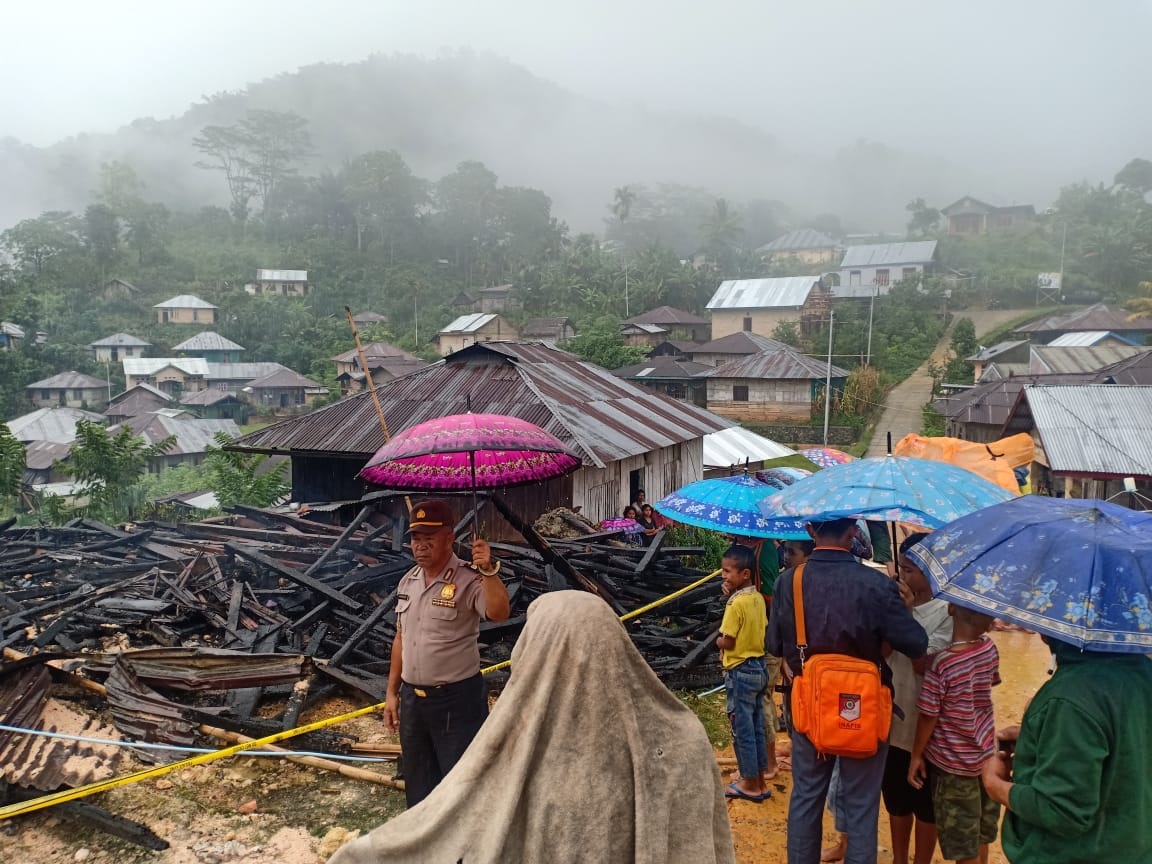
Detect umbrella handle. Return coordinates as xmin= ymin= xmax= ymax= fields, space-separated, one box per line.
xmin=469 ymin=450 xmax=480 ymax=537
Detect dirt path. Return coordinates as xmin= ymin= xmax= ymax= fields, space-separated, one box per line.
xmin=865 ymin=308 xmax=1028 ymax=457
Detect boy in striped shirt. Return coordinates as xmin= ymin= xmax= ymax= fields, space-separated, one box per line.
xmin=907 ymin=606 xmax=1001 ymax=864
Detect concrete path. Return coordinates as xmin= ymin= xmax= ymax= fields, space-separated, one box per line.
xmin=865 ymin=309 xmax=1027 ymax=457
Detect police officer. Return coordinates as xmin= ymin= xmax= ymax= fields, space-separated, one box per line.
xmin=384 ymin=499 xmax=511 ymax=807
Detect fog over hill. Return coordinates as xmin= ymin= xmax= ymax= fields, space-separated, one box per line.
xmin=1 ymin=52 xmax=1032 ymax=235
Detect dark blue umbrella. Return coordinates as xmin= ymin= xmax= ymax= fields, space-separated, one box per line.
xmin=655 ymin=474 xmax=810 ymax=540
xmin=906 ymin=496 xmax=1152 ymax=653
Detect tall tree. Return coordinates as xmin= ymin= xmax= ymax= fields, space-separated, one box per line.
xmin=1114 ymin=158 xmax=1152 ymax=196
xmin=236 ymin=109 xmax=312 ymax=221
xmin=345 ymin=150 xmax=426 ymax=254
xmin=701 ymin=197 xmax=744 ymax=276
xmin=0 ymin=212 xmax=80 ymax=273
xmin=83 ymin=204 xmax=120 ymax=280
xmin=905 ymin=197 xmax=941 ymax=238
xmin=193 ymin=124 xmax=256 ymax=224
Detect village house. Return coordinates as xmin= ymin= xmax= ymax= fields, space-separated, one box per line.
xmin=621 ymin=306 xmax=710 ymax=343
xmin=941 ymin=197 xmax=1036 ymax=236
xmin=226 ymin=341 xmax=731 ymax=521
xmin=104 ymin=384 xmax=175 ymax=424
xmin=931 ymin=373 xmax=1094 ymax=442
xmin=520 ymin=317 xmax=578 ymax=343
xmin=703 ymin=347 xmax=848 ymax=424
xmin=688 ymin=331 xmax=794 ymax=368
xmin=351 ymin=310 xmax=388 ymax=326
xmin=330 ymin=342 xmax=428 ymax=395
xmin=115 ymin=412 xmax=243 ymax=472
xmin=99 ymin=278 xmax=139 ymax=300
xmin=89 ymin=333 xmax=151 ymax=363
xmin=123 ymin=357 xmax=209 ymax=395
xmin=836 ymin=241 xmax=937 ymax=297
xmin=244 ymin=269 xmax=309 ymax=297
xmin=173 ymin=331 xmax=246 ymax=363
xmin=154 ymin=295 xmax=218 ymax=325
xmin=756 ymin=229 xmax=840 ymax=266
xmin=1001 ymin=384 xmax=1152 ymax=499
xmin=706 ymin=277 xmax=830 ymax=340
xmin=8 ymin=407 xmax=104 ymax=445
xmin=965 ymin=340 xmax=1031 ymax=384
xmin=1 ymin=322 xmax=25 ymax=350
xmin=23 ymin=440 xmax=74 ymax=487
xmin=205 ymin=362 xmax=290 ymax=392
xmin=435 ymin=313 xmax=518 ymax=356
xmin=26 ymin=371 xmax=109 ymax=410
xmin=1028 ymin=344 xmax=1150 ymax=376
xmin=1014 ymin=303 xmax=1152 ymax=344
xmin=648 ymin=340 xmax=702 ymax=359
xmin=473 ymin=285 xmax=518 ymax=313
xmin=620 ymin=322 xmax=670 ymax=348
xmin=242 ymin=368 xmax=328 ymax=412
xmin=331 ymin=342 xmax=422 ymax=378
xmin=179 ymin=389 xmax=249 ymax=423
xmin=610 ymin=356 xmax=712 ymax=407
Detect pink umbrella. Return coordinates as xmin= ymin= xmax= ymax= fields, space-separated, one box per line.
xmin=358 ymin=413 xmax=581 ymax=526
xmin=800 ymin=447 xmax=856 ymax=470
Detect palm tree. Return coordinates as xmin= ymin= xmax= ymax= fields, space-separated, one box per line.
xmin=701 ymin=198 xmax=744 ymax=276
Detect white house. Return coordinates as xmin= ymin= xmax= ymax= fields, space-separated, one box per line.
xmin=836 ymin=241 xmax=937 ymax=297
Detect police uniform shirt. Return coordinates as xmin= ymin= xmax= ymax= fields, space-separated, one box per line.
xmin=396 ymin=553 xmax=488 ymax=687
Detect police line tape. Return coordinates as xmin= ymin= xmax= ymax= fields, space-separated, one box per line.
xmin=0 ymin=568 xmax=720 ymax=819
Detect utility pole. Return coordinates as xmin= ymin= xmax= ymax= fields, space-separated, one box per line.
xmin=866 ymin=282 xmax=877 ymax=366
xmin=414 ymin=293 xmax=419 ymax=346
xmin=823 ymin=309 xmax=835 ymax=446
xmin=624 ymin=260 xmax=630 ymax=318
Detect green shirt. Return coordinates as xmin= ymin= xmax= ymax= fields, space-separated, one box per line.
xmin=755 ymin=540 xmax=781 ymax=599
xmin=1003 ymin=643 xmax=1152 ymax=863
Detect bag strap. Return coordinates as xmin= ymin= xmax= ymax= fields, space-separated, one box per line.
xmin=792 ymin=563 xmax=807 ymax=670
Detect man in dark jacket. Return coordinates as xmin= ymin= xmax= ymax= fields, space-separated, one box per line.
xmin=768 ymin=518 xmax=928 ymax=864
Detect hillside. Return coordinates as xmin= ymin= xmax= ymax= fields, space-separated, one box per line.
xmin=1 ymin=51 xmax=959 ymax=233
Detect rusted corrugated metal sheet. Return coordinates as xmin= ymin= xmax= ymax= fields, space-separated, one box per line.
xmin=229 ymin=342 xmax=731 ymax=468
xmin=89 ymin=648 xmax=309 ymax=692
xmin=707 ymin=350 xmax=849 ymax=380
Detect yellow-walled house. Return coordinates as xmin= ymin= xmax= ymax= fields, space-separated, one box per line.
xmin=154 ymin=295 xmax=218 ymax=325
xmin=706 ymin=276 xmax=828 ymax=340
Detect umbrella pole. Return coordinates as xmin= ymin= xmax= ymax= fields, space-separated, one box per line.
xmin=886 ymin=431 xmax=899 ymax=575
xmin=469 ymin=450 xmax=480 ymax=537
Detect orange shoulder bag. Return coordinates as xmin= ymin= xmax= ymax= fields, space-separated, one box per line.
xmin=789 ymin=564 xmax=892 ymax=758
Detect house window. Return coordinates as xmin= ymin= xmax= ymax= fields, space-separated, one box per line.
xmin=41 ymin=390 xmax=50 ymax=401
xmin=72 ymin=389 xmax=84 ymax=400
xmin=902 ymin=267 xmax=918 ymax=280
xmin=849 ymin=270 xmax=862 ymax=286
xmin=733 ymin=385 xmax=749 ymax=402
xmin=875 ymin=269 xmax=890 ymax=287
xmin=742 ymin=317 xmax=753 ymax=332
xmin=193 ymin=309 xmax=199 ymax=322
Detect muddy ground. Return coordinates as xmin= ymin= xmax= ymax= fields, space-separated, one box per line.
xmin=0 ymin=632 xmax=1051 ymax=863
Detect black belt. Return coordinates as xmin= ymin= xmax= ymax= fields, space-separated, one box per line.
xmin=401 ymin=674 xmax=479 ymax=698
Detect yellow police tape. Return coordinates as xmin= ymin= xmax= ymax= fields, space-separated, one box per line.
xmin=0 ymin=567 xmax=719 ymax=819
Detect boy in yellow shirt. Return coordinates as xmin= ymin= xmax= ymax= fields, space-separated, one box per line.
xmin=717 ymin=544 xmax=771 ymax=801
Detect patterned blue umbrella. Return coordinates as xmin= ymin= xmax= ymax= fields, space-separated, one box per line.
xmin=906 ymin=496 xmax=1152 ymax=653
xmin=758 ymin=455 xmax=1015 ymax=530
xmin=655 ymin=474 xmax=810 ymax=540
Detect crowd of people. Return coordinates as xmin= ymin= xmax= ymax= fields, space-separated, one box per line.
xmin=331 ymin=498 xmax=1150 ymax=864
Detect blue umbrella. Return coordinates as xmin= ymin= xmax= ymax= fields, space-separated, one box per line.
xmin=758 ymin=455 xmax=1016 ymax=530
xmin=655 ymin=474 xmax=810 ymax=540
xmin=906 ymin=496 xmax=1152 ymax=653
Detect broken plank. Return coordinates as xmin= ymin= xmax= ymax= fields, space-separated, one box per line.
xmin=224 ymin=543 xmax=362 ymax=612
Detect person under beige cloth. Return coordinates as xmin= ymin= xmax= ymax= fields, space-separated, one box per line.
xmin=328 ymin=590 xmax=735 ymax=864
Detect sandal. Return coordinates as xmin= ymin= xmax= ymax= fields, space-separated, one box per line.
xmin=724 ymin=781 xmax=770 ymax=802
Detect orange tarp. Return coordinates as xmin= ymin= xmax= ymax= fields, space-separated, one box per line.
xmin=893 ymin=433 xmax=1034 ymax=494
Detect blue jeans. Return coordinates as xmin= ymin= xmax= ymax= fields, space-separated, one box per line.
xmin=788 ymin=731 xmax=889 ymax=864
xmin=725 ymin=657 xmax=768 ymax=781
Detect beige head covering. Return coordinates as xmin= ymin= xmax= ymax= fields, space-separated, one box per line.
xmin=328 ymin=590 xmax=734 ymax=864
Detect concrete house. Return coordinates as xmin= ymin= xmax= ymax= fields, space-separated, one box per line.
xmin=756 ymin=229 xmax=840 ymax=265
xmin=243 ymin=368 xmax=328 ymax=411
xmin=205 ymin=362 xmax=290 ymax=392
xmin=706 ymin=277 xmax=830 ymax=340
xmin=941 ymin=197 xmax=1035 ymax=236
xmin=226 ymin=341 xmax=731 ymax=522
xmin=173 ymin=331 xmax=245 ymax=363
xmin=435 ymin=313 xmax=518 ymax=356
xmin=704 ymin=348 xmax=848 ymax=424
xmin=26 ymin=371 xmax=109 ymax=409
xmin=836 ymin=241 xmax=937 ymax=297
xmin=245 ymin=269 xmax=309 ymax=297
xmin=90 ymin=333 xmax=151 ymax=363
xmin=123 ymin=357 xmax=209 ymax=395
xmin=154 ymin=295 xmax=218 ymax=325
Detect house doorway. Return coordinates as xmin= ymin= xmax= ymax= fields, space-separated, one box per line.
xmin=628 ymin=468 xmax=645 ymax=509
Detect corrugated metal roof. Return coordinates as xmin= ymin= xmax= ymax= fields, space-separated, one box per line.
xmin=351 ymin=310 xmax=388 ymax=323
xmin=621 ymin=322 xmax=668 ymax=334
xmin=7 ymin=407 xmax=105 ymax=443
xmin=840 ymin=241 xmax=937 ymax=268
xmin=931 ymin=374 xmax=1097 ymax=426
xmin=706 ymin=277 xmax=820 ymax=310
xmin=180 ymin=389 xmax=241 ymax=406
xmin=1096 ymin=351 xmax=1152 ymax=385
xmin=109 ymin=383 xmax=173 ymax=404
xmin=441 ymin=312 xmax=498 ymax=333
xmin=1021 ymin=385 xmax=1152 ymax=477
xmin=153 ymin=294 xmax=217 ymax=309
xmin=979 ymin=362 xmax=1031 ymax=382
xmin=966 ymin=340 xmax=1030 ymax=362
xmin=1029 ymin=345 xmax=1149 ymax=375
xmin=173 ymin=331 xmax=246 ymax=352
xmin=256 ymin=269 xmax=307 ymax=282
xmin=228 ymin=342 xmax=731 ymax=469
xmin=90 ymin=332 xmax=151 ymax=348
xmin=117 ymin=414 xmax=242 ymax=456
xmin=703 ymin=427 xmax=796 ymax=468
xmin=26 ymin=370 xmax=107 ymax=390
xmin=124 ymin=357 xmax=210 ymax=377
xmin=206 ymin=361 xmax=289 ymax=381
xmin=1045 ymin=331 xmax=1137 ymax=347
xmin=611 ymin=358 xmax=713 ymax=379
xmin=1017 ymin=303 xmax=1152 ymax=334
xmin=757 ymin=229 xmax=840 ymax=253
xmin=2 ymin=321 xmax=25 ymax=338
xmin=331 ymin=341 xmax=419 ymax=364
xmin=24 ymin=439 xmax=73 ymax=471
xmin=622 ymin=305 xmax=709 ymax=326
xmin=245 ymin=368 xmax=323 ymax=389
xmin=706 ymin=349 xmax=849 ymax=380
xmin=692 ymin=332 xmax=792 ymax=355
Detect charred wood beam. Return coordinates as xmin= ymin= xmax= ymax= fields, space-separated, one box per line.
xmin=224 ymin=544 xmax=362 ymax=612
xmin=330 ymin=588 xmax=397 ymax=668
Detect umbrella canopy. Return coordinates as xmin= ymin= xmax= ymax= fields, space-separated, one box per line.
xmin=600 ymin=517 xmax=647 ymax=536
xmin=758 ymin=455 xmax=1016 ymax=530
xmin=906 ymin=496 xmax=1152 ymax=653
xmin=800 ymin=447 xmax=856 ymax=469
xmin=358 ymin=413 xmax=581 ymax=490
xmin=655 ymin=474 xmax=810 ymax=540
xmin=754 ymin=466 xmax=813 ymax=491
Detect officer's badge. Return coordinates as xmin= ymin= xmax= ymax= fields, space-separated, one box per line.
xmin=441 ymin=583 xmax=457 ymax=600
xmin=415 ymin=508 xmax=426 ymax=519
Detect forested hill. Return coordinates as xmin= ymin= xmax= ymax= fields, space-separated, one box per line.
xmin=2 ymin=51 xmax=956 ymax=232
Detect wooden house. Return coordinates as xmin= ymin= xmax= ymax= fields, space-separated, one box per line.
xmin=123 ymin=358 xmax=209 ymax=395
xmin=26 ymin=371 xmax=109 ymax=410
xmin=154 ymin=295 xmax=218 ymax=325
xmin=689 ymin=332 xmax=792 ymax=368
xmin=521 ymin=317 xmax=578 ymax=343
xmin=173 ymin=331 xmax=245 ymax=363
xmin=90 ymin=333 xmax=151 ymax=363
xmin=205 ymin=362 xmax=290 ymax=392
xmin=226 ymin=341 xmax=731 ymax=523
xmin=243 ymin=368 xmax=328 ymax=412
xmin=244 ymin=269 xmax=309 ymax=297
xmin=1 ymin=322 xmax=24 ymax=351
xmin=435 ymin=313 xmax=518 ymax=356
xmin=622 ymin=306 xmax=710 ymax=343
xmin=610 ymin=356 xmax=711 ymax=407
xmin=941 ymin=197 xmax=1035 ymax=236
xmin=474 ymin=285 xmax=517 ymax=313
xmin=703 ymin=347 xmax=848 ymax=424
xmin=180 ymin=389 xmax=249 ymax=423
xmin=104 ymin=384 xmax=175 ymax=424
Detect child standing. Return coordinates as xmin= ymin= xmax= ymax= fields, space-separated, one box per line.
xmin=908 ymin=606 xmax=1001 ymax=864
xmin=716 ymin=544 xmax=770 ymax=802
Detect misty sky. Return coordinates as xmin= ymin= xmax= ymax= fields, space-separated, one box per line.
xmin=4 ymin=0 xmax=1151 ymax=189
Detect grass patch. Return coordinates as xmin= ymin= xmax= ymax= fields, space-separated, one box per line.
xmin=975 ymin=306 xmax=1061 ymax=344
xmin=677 ymin=689 xmax=732 ymax=749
